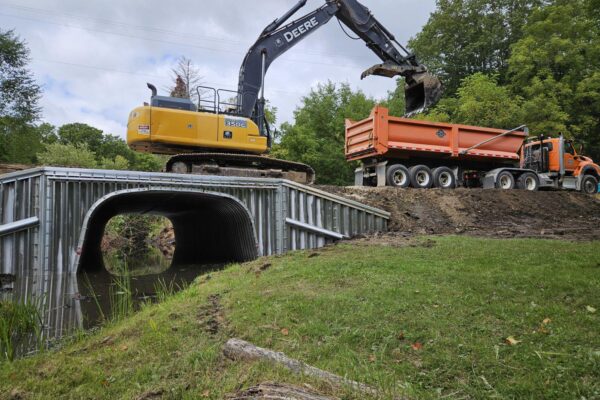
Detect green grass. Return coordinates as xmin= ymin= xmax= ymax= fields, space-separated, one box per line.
xmin=1 ymin=236 xmax=599 ymax=399
xmin=0 ymin=300 xmax=42 ymax=362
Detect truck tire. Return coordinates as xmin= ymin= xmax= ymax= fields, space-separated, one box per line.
xmin=517 ymin=172 xmax=539 ymax=191
xmin=409 ymin=165 xmax=433 ymax=189
xmin=495 ymin=171 xmax=515 ymax=190
xmin=386 ymin=164 xmax=411 ymax=188
xmin=581 ymin=175 xmax=599 ymax=195
xmin=432 ymin=167 xmax=456 ymax=189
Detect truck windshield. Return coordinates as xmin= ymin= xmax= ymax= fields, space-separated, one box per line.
xmin=566 ymin=142 xmax=575 ymax=155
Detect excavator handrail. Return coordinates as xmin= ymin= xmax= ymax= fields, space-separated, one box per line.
xmin=196 ymin=86 xmax=217 ymax=113
xmin=195 ymin=85 xmax=250 ymax=116
xmin=217 ymin=89 xmax=244 ymax=115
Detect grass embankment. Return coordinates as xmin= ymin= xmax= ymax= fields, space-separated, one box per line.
xmin=1 ymin=237 xmax=599 ymax=399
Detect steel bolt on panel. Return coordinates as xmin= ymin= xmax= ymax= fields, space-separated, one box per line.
xmin=0 ymin=167 xmax=389 ymax=275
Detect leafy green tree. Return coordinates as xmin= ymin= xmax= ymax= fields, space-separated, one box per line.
xmin=37 ymin=123 xmax=57 ymax=143
xmin=0 ymin=29 xmax=42 ymax=163
xmin=416 ymin=73 xmax=525 ymax=129
xmin=0 ymin=29 xmax=41 ymax=122
xmin=508 ymin=0 xmax=600 ymax=156
xmin=410 ymin=0 xmax=545 ymax=94
xmin=273 ymin=82 xmax=375 ymax=185
xmin=453 ymin=73 xmax=525 ymax=128
xmin=57 ymin=123 xmax=104 ymax=153
xmin=519 ymin=77 xmax=569 ymax=135
xmin=37 ymin=143 xmax=98 ymax=168
xmin=412 ymin=97 xmax=457 ymax=123
xmin=53 ymin=123 xmax=163 ymax=171
xmin=130 ymin=152 xmax=164 ymax=172
xmin=100 ymin=155 xmax=129 ymax=170
xmin=572 ymin=72 xmax=600 ymax=157
xmin=0 ymin=120 xmax=45 ymax=163
xmin=97 ymin=134 xmax=133 ymax=163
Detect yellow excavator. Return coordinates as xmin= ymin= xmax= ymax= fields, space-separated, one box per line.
xmin=127 ymin=0 xmax=442 ymax=184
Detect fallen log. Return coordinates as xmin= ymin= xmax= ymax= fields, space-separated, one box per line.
xmin=223 ymin=338 xmax=379 ymax=397
xmin=228 ymin=382 xmax=336 ymax=400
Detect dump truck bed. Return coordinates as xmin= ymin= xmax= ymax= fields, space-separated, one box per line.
xmin=345 ymin=106 xmax=527 ymax=163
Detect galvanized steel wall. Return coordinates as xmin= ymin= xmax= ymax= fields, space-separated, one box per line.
xmin=0 ymin=167 xmax=389 ymax=274
xmin=0 ymin=171 xmax=42 ymax=274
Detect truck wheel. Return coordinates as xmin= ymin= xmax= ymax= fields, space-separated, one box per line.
xmin=495 ymin=171 xmax=515 ymax=190
xmin=409 ymin=165 xmax=433 ymax=189
xmin=581 ymin=175 xmax=599 ymax=195
xmin=433 ymin=167 xmax=456 ymax=189
xmin=517 ymin=172 xmax=539 ymax=191
xmin=386 ymin=164 xmax=410 ymax=188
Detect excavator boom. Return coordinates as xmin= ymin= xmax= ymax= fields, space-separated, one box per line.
xmin=238 ymin=0 xmax=443 ymax=129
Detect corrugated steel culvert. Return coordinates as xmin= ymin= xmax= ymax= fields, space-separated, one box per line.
xmin=0 ymin=167 xmax=389 ymax=274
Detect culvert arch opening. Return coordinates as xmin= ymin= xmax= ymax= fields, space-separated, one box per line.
xmin=76 ymin=189 xmax=258 ymax=273
xmin=102 ymin=214 xmax=174 ymax=276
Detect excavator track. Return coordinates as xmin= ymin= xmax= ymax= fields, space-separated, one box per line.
xmin=165 ymin=153 xmax=316 ymax=185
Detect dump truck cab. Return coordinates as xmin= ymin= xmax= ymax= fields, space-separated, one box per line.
xmin=521 ymin=135 xmax=600 ymax=193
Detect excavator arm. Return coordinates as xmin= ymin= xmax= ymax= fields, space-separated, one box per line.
xmin=238 ymin=0 xmax=443 ymax=133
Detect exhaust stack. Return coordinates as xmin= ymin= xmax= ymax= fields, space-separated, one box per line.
xmin=147 ymin=83 xmax=158 ymax=98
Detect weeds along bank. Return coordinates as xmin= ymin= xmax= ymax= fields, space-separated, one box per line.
xmin=1 ymin=237 xmax=599 ymax=399
xmin=0 ymin=301 xmax=42 ymax=362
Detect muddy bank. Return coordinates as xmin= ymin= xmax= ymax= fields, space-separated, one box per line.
xmin=319 ymin=186 xmax=600 ymax=240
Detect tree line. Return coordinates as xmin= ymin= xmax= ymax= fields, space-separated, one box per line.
xmin=2 ymin=0 xmax=598 ymax=185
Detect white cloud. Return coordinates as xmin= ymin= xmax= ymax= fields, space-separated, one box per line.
xmin=1 ymin=0 xmax=435 ymax=138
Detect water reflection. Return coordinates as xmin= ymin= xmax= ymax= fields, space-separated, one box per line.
xmin=0 ymin=258 xmax=221 ymax=357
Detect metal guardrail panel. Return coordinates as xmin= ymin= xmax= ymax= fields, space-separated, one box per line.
xmin=0 ymin=167 xmax=389 ymax=274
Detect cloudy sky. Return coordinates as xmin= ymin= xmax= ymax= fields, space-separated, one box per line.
xmin=1 ymin=0 xmax=435 ymax=138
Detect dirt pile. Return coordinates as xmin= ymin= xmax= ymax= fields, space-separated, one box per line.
xmin=319 ymin=186 xmax=600 ymax=240
xmin=0 ymin=164 xmax=31 ymax=175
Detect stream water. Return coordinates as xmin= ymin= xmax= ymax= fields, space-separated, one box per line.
xmin=0 ymin=249 xmax=220 ymax=359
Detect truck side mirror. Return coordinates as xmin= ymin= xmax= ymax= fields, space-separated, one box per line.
xmin=578 ymin=143 xmax=584 ymax=154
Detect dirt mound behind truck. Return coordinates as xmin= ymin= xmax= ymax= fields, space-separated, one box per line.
xmin=319 ymin=186 xmax=600 ymax=240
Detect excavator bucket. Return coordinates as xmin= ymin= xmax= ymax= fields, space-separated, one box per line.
xmin=404 ymin=72 xmax=443 ymax=117
xmin=362 ymin=62 xmax=443 ymax=116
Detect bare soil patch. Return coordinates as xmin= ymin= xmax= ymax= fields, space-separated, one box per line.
xmin=198 ymin=294 xmax=225 ymax=335
xmin=0 ymin=164 xmax=30 ymax=175
xmin=319 ymin=186 xmax=600 ymax=241
xmin=227 ymin=382 xmax=336 ymax=400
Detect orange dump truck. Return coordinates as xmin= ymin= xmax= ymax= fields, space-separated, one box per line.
xmin=346 ymin=106 xmax=600 ymax=194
